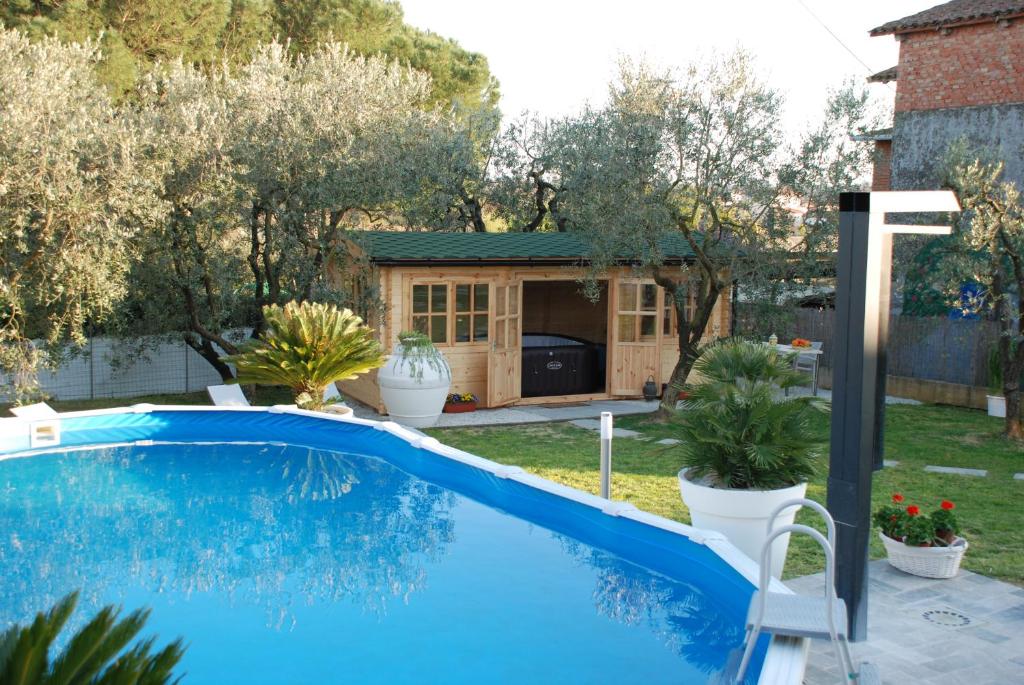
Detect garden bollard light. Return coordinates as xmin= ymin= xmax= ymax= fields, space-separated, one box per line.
xmin=600 ymin=411 xmax=613 ymax=498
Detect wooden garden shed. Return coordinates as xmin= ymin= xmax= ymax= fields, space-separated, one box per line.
xmin=337 ymin=231 xmax=732 ymax=411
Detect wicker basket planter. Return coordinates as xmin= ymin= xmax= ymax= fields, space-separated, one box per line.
xmin=879 ymin=532 xmax=968 ymax=579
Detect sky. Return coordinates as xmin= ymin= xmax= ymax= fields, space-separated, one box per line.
xmin=399 ymin=0 xmax=931 ymax=140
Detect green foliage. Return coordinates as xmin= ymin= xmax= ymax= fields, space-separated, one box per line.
xmin=873 ymin=503 xmax=908 ymax=540
xmin=902 ymin=514 xmax=936 ymax=547
xmin=0 ymin=29 xmax=160 ymax=402
xmin=223 ymin=301 xmax=385 ymax=409
xmin=394 ymin=330 xmax=450 ymax=381
xmin=0 ymin=591 xmax=184 ymax=685
xmin=2 ymin=0 xmax=497 ymax=108
xmin=675 ymin=339 xmax=828 ymax=489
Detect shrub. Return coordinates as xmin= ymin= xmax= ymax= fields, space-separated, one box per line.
xmin=224 ymin=301 xmax=385 ymax=410
xmin=676 ymin=339 xmax=827 ymax=489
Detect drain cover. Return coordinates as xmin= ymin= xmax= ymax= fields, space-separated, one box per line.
xmin=922 ymin=609 xmax=971 ymax=627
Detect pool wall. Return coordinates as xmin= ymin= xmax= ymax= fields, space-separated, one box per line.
xmin=0 ymin=404 xmax=808 ymax=684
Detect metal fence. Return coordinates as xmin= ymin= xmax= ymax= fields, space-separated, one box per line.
xmin=3 ymin=331 xmax=250 ymax=402
xmin=736 ymin=307 xmax=998 ymax=388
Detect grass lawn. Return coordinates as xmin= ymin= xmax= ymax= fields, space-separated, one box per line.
xmin=428 ymin=404 xmax=1024 ymax=586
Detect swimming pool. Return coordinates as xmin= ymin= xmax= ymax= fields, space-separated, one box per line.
xmin=0 ymin=406 xmax=805 ymax=683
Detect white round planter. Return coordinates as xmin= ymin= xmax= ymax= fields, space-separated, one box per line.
xmin=678 ymin=468 xmax=807 ymax=579
xmin=986 ymin=394 xmax=1006 ymax=418
xmin=378 ymin=343 xmax=452 ymax=428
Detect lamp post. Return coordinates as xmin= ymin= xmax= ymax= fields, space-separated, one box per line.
xmin=829 ymin=190 xmax=959 ymax=641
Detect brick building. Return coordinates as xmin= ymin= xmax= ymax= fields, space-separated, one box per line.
xmin=862 ymin=0 xmax=1024 ymax=190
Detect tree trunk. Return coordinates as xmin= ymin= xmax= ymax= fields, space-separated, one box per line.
xmin=1005 ymin=388 xmax=1023 ymax=439
xmin=653 ymin=270 xmax=721 ymax=416
xmin=184 ymin=335 xmax=235 ymax=382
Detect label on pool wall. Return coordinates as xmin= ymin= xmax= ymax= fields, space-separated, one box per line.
xmin=546 ymin=361 xmax=563 ymax=370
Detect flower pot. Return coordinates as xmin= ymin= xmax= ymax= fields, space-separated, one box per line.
xmin=678 ymin=468 xmax=807 ymax=579
xmin=443 ymin=401 xmax=477 ymax=414
xmin=879 ymin=531 xmax=968 ymax=579
xmin=986 ymin=394 xmax=1006 ymax=418
xmin=378 ymin=343 xmax=451 ymax=428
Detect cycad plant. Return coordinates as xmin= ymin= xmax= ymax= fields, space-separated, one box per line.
xmin=676 ymin=339 xmax=828 ymax=490
xmin=223 ymin=301 xmax=385 ymax=410
xmin=0 ymin=591 xmax=185 ymax=685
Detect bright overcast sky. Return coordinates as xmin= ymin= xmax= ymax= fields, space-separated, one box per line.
xmin=400 ymin=0 xmax=930 ymax=140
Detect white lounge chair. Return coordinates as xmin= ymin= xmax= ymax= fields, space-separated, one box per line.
xmin=321 ymin=383 xmax=352 ymax=416
xmin=10 ymin=402 xmax=59 ymax=419
xmin=207 ymin=384 xmax=250 ymax=407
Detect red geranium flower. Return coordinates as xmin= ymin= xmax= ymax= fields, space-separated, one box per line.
xmin=892 ymin=493 xmax=904 ymax=503
xmin=907 ymin=505 xmax=920 ymax=516
xmin=941 ymin=500 xmax=955 ymax=510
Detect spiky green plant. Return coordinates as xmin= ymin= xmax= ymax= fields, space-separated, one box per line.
xmin=223 ymin=301 xmax=385 ymax=410
xmin=0 ymin=591 xmax=185 ymax=685
xmin=676 ymin=339 xmax=828 ymax=490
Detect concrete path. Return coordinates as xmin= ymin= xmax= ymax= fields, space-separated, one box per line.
xmin=788 ymin=560 xmax=1024 ymax=684
xmin=348 ymin=398 xmax=660 ymax=427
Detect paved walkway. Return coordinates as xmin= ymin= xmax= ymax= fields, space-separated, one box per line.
xmin=787 ymin=560 xmax=1024 ymax=684
xmin=348 ymin=398 xmax=660 ymax=426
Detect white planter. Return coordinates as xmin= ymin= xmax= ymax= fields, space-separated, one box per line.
xmin=378 ymin=343 xmax=451 ymax=428
xmin=987 ymin=394 xmax=1006 ymax=418
xmin=880 ymin=532 xmax=968 ymax=579
xmin=678 ymin=468 xmax=807 ymax=579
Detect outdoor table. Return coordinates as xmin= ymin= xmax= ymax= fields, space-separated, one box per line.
xmin=773 ymin=343 xmax=823 ymax=396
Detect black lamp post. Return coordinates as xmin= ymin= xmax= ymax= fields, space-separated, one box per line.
xmin=828 ymin=190 xmax=958 ymax=641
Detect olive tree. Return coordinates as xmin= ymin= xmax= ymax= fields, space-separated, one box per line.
xmin=499 ymin=55 xmax=874 ymax=413
xmin=942 ymin=142 xmax=1024 ymax=439
xmin=0 ymin=29 xmax=160 ymax=401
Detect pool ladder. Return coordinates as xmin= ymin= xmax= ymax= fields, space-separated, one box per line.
xmin=735 ymin=498 xmax=880 ymax=684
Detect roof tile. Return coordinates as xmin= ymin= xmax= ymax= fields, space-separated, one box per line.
xmin=870 ymin=0 xmax=1024 ymax=35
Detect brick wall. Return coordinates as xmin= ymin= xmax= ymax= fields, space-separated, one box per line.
xmin=871 ymin=140 xmax=892 ymax=190
xmin=894 ymin=20 xmax=1024 ymax=113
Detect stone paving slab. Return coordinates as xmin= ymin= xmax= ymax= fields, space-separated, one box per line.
xmin=656 ymin=438 xmax=681 ymax=445
xmin=882 ymin=459 xmax=899 ymax=468
xmin=568 ymin=418 xmax=642 ymax=437
xmin=924 ymin=465 xmax=988 ymax=477
xmin=787 ymin=560 xmax=1024 ymax=684
xmin=1015 ymin=473 xmax=1024 ymax=480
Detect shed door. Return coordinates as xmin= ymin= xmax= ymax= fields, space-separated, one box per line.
xmin=610 ymin=279 xmax=662 ymax=395
xmin=488 ymin=278 xmax=522 ymax=406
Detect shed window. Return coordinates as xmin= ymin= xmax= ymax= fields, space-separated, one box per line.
xmin=617 ymin=282 xmax=658 ymax=343
xmin=662 ymin=287 xmax=697 ymax=336
xmin=454 ymin=283 xmax=489 ymax=343
xmin=411 ymin=284 xmax=448 ymax=344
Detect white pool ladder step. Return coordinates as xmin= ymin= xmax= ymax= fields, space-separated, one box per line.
xmin=734 ymin=498 xmax=880 ymax=684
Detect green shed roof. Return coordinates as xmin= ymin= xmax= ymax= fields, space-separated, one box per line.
xmin=347 ymin=231 xmax=696 ymax=265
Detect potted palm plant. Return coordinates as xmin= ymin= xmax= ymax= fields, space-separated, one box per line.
xmin=222 ymin=301 xmax=386 ymax=412
xmin=676 ymin=339 xmax=828 ymax=578
xmin=377 ymin=330 xmax=452 ymax=427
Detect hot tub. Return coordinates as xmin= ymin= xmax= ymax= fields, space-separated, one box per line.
xmin=521 ymin=333 xmax=606 ymax=397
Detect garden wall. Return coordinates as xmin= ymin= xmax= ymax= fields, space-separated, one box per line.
xmin=1 ymin=331 xmax=250 ymax=402
xmin=736 ymin=307 xmax=997 ymax=408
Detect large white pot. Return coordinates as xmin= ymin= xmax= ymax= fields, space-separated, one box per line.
xmin=987 ymin=394 xmax=1006 ymax=418
xmin=678 ymin=468 xmax=807 ymax=579
xmin=378 ymin=343 xmax=451 ymax=428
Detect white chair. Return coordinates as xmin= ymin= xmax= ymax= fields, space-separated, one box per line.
xmin=207 ymin=384 xmax=250 ymax=407
xmin=321 ymin=383 xmax=352 ymax=415
xmin=735 ymin=498 xmax=879 ymax=684
xmin=10 ymin=402 xmax=59 ymax=419
xmin=793 ymin=341 xmax=823 ymax=396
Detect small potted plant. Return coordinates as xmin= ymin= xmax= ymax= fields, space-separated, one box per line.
xmin=444 ymin=392 xmax=479 ymax=413
xmin=676 ymin=340 xmax=828 ymax=578
xmin=377 ymin=330 xmax=452 ymax=427
xmin=874 ymin=493 xmax=968 ymax=578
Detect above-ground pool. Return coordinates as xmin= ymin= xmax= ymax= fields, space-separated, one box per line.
xmin=0 ymin=407 xmax=803 ymax=684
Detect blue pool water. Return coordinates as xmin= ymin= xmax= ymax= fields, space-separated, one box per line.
xmin=0 ymin=411 xmax=767 ymax=683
